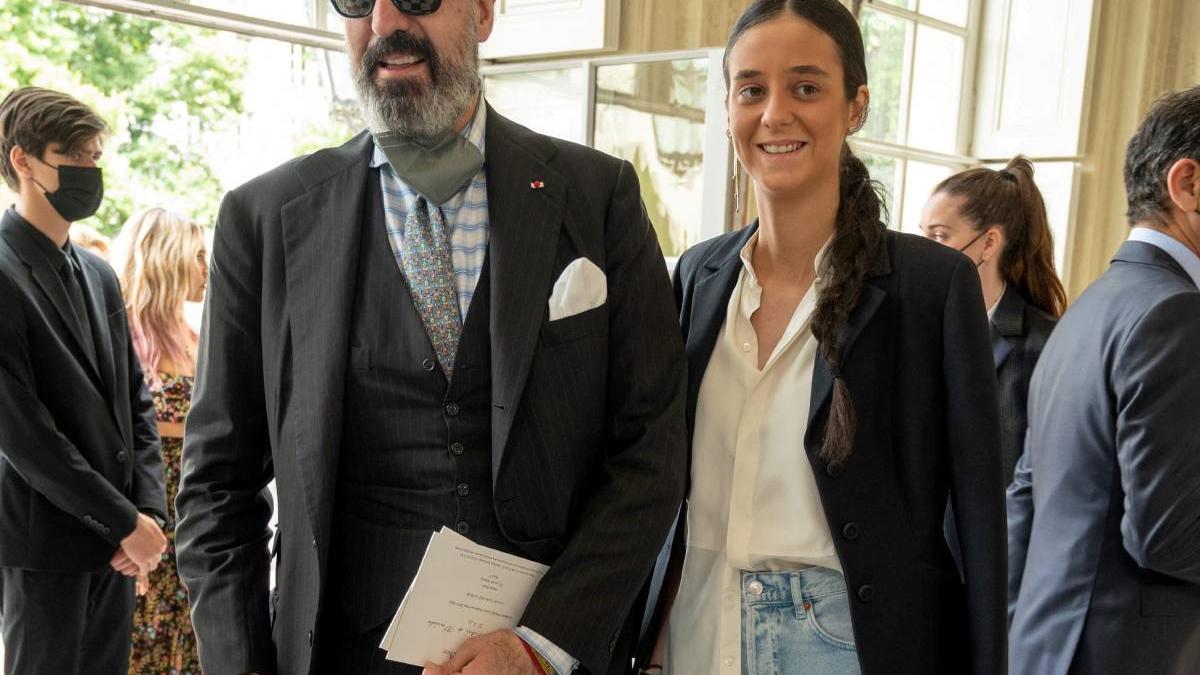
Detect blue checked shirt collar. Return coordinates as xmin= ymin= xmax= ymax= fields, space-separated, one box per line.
xmin=372 ymin=98 xmax=491 ymax=322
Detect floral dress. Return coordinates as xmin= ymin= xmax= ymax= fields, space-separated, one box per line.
xmin=129 ymin=373 xmax=200 ymax=675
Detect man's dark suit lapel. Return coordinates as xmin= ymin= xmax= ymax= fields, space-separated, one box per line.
xmin=280 ymin=131 xmax=371 ymax=542
xmin=804 ymin=237 xmax=891 ymax=449
xmin=0 ymin=213 xmax=105 ymax=390
xmin=485 ymin=109 xmax=567 ymax=483
xmin=78 ymin=255 xmax=126 ymax=443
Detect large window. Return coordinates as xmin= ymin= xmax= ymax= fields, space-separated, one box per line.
xmin=482 ymin=51 xmax=731 ymax=260
xmin=856 ymin=0 xmax=1087 ymax=273
xmin=853 ymin=0 xmax=978 ymax=235
xmin=32 ymin=0 xmax=1087 ymax=268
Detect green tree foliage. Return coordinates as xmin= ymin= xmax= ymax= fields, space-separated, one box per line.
xmin=0 ymin=0 xmax=245 ymax=235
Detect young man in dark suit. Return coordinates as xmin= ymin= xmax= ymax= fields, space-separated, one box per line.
xmin=0 ymin=87 xmax=168 ymax=674
xmin=1008 ymin=85 xmax=1200 ymax=675
xmin=174 ymin=2 xmax=687 ymax=674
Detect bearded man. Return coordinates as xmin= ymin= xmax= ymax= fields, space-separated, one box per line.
xmin=173 ymin=2 xmax=688 ymax=674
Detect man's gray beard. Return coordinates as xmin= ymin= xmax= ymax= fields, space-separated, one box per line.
xmin=354 ymin=43 xmax=481 ymax=141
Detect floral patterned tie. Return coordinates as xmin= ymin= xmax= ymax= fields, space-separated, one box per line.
xmin=402 ymin=196 xmax=462 ymax=376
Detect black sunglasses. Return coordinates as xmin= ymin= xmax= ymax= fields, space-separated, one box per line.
xmin=329 ymin=0 xmax=442 ymax=18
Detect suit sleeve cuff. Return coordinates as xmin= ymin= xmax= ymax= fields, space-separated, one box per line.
xmin=513 ymin=626 xmax=578 ymax=674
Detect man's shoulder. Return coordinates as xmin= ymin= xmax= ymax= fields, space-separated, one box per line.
xmin=1068 ymin=252 xmax=1197 ymax=326
xmin=227 ymin=132 xmax=371 ymax=208
xmin=487 ymin=110 xmax=623 ymax=178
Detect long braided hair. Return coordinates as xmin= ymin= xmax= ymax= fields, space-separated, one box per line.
xmin=725 ymin=0 xmax=887 ymax=467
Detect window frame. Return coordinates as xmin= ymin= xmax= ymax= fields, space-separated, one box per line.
xmin=61 ymin=0 xmax=343 ymax=51
xmin=481 ymin=48 xmax=733 ymax=259
xmin=855 ymin=0 xmax=984 ymax=232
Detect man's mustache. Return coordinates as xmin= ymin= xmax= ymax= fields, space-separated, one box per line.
xmin=361 ymin=31 xmax=437 ymax=75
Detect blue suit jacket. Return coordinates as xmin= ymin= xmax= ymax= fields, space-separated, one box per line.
xmin=1008 ymin=240 xmax=1200 ymax=675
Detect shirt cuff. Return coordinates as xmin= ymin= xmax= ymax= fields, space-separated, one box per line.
xmin=513 ymin=625 xmax=578 ymax=674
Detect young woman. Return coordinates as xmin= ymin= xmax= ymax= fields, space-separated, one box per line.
xmin=920 ymin=157 xmax=1065 ymax=484
xmin=646 ymin=1 xmax=1005 ymax=673
xmin=112 ymin=207 xmax=208 ymax=675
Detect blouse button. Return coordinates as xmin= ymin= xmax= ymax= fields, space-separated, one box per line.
xmin=741 ymin=342 xmax=752 ymax=352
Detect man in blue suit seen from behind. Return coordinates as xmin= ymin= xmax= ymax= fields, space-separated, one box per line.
xmin=1008 ymin=85 xmax=1200 ymax=675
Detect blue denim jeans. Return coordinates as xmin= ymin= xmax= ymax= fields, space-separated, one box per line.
xmin=740 ymin=567 xmax=863 ymax=675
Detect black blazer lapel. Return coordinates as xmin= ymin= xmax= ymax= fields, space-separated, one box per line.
xmin=990 ymin=325 xmax=1014 ymax=371
xmin=990 ymin=287 xmax=1023 ymax=370
xmin=280 ymin=131 xmax=372 ymax=541
xmin=683 ymin=225 xmax=754 ymax=435
xmin=78 ymin=254 xmax=126 ymax=443
xmin=485 ymin=109 xmax=568 ymax=482
xmin=0 ymin=214 xmax=105 ymax=389
xmin=805 ymin=235 xmax=892 ymax=445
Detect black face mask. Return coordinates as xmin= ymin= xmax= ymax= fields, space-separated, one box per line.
xmin=958 ymin=228 xmax=989 ymax=268
xmin=29 ymin=156 xmax=104 ymax=222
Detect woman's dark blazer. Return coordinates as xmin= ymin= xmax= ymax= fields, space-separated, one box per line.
xmin=989 ymin=287 xmax=1056 ymax=485
xmin=670 ymin=223 xmax=1006 ymax=675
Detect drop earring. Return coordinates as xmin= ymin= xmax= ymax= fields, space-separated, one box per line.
xmin=732 ymin=170 xmax=741 ymax=215
xmin=726 ymin=128 xmax=741 ymax=215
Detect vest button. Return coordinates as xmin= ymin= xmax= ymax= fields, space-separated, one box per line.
xmin=842 ymin=522 xmax=860 ymax=540
xmin=450 ymin=442 xmax=465 ymax=456
xmin=422 ymin=358 xmax=437 ymax=372
xmin=455 ymin=521 xmax=470 ymax=535
xmin=456 ymin=483 xmax=470 ymax=497
xmin=117 ymin=450 xmax=128 ymax=463
xmin=445 ymin=402 xmax=460 ymax=417
xmin=857 ymin=584 xmax=876 ymax=602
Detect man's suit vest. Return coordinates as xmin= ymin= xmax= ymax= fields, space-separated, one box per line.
xmin=329 ymin=170 xmax=505 ymax=633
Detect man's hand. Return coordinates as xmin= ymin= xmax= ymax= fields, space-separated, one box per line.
xmin=422 ymin=630 xmax=543 ymax=675
xmin=120 ymin=513 xmax=168 ymax=573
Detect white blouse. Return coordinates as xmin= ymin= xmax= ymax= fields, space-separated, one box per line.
xmin=667 ymin=233 xmax=839 ymax=675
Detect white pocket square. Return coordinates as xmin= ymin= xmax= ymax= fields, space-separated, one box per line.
xmin=548 ymin=257 xmax=607 ymax=321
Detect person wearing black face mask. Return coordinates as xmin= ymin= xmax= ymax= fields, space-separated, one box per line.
xmin=919 ymin=156 xmax=1065 ymax=487
xmin=0 ymin=86 xmax=168 ymax=675
xmin=25 ymin=154 xmax=105 ymax=223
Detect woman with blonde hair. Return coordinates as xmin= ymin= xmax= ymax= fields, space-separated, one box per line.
xmin=112 ymin=206 xmax=207 ymax=675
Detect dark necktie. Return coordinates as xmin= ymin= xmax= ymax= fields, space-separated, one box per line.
xmin=59 ymin=248 xmax=97 ymax=366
